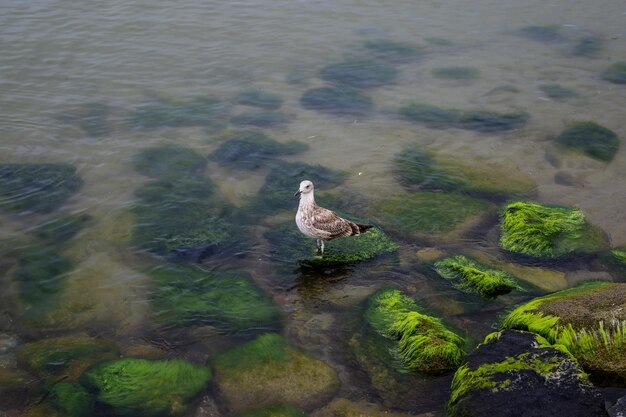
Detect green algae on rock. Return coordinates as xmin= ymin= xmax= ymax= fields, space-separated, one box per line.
xmin=365 ymin=288 xmax=466 ymax=374
xmin=210 ymin=131 xmax=308 ymax=170
xmin=555 ymin=121 xmax=619 ymax=162
xmin=399 ymin=103 xmax=460 ymax=128
xmin=499 ymin=201 xmax=608 ymax=258
xmin=210 ymin=333 xmax=340 ymax=414
xmin=0 ymin=164 xmax=81 ymax=214
xmin=363 ymin=39 xmax=425 ymax=63
xmin=432 ymin=66 xmax=479 ymax=80
xmin=240 ymin=405 xmax=308 ymax=417
xmin=434 ymin=255 xmax=521 ymax=299
xmin=132 ymin=144 xmax=208 ymax=181
xmin=540 ymin=84 xmax=578 ymax=100
xmin=130 ymin=95 xmax=226 ymax=130
xmin=447 ymin=330 xmax=606 ymax=417
xmin=300 ymin=86 xmax=374 ymax=116
xmin=81 ymin=358 xmax=211 ymax=417
xmin=47 ymin=381 xmax=94 ymax=417
xmin=236 ymin=90 xmax=283 ymax=110
xmin=394 ymin=148 xmax=535 ymax=198
xmin=148 ymin=264 xmax=281 ymax=333
xmin=573 ymin=35 xmax=604 ymax=57
xmin=501 ymin=281 xmax=626 ymax=385
xmin=320 ymin=60 xmax=398 ymax=88
xmin=602 ymin=61 xmax=626 ymax=84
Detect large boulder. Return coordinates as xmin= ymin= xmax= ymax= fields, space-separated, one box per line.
xmin=502 ymin=281 xmax=626 ymax=385
xmin=210 ymin=333 xmax=340 ymax=414
xmin=447 ymin=330 xmax=606 ymax=417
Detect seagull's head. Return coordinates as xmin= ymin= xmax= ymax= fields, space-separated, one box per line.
xmin=295 ymin=180 xmax=314 ymax=198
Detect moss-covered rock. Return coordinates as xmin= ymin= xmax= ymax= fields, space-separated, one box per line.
xmin=399 ymin=103 xmax=461 ymax=128
xmin=555 ymin=121 xmax=619 ymax=162
xmin=394 ymin=148 xmax=535 ymax=198
xmin=432 ymin=66 xmax=479 ymax=80
xmin=371 ymin=192 xmax=493 ymax=241
xmin=230 ymin=111 xmax=291 ymax=128
xmin=320 ymin=60 xmax=398 ymax=88
xmin=33 ymin=213 xmax=91 ymax=245
xmin=47 ymin=381 xmax=94 ymax=417
xmin=80 ymin=358 xmax=211 ymax=417
xmin=364 ymin=288 xmax=465 ymax=374
xmin=434 ymin=255 xmax=521 ymax=299
xmin=0 ymin=163 xmax=81 ymax=214
xmin=240 ymin=405 xmax=308 ymax=417
xmin=502 ymin=281 xmax=626 ymax=385
xmin=132 ymin=144 xmax=208 ymax=181
xmin=518 ymin=25 xmax=563 ymax=42
xmin=363 ymin=39 xmax=425 ymax=63
xmin=573 ymin=35 xmax=604 ymax=57
xmin=15 ymin=334 xmax=118 ymax=377
xmin=130 ymin=95 xmax=226 ymax=130
xmin=602 ymin=61 xmax=626 ymax=84
xmin=499 ymin=201 xmax=608 ymax=258
xmin=265 ymin=221 xmax=398 ymax=268
xmin=447 ymin=330 xmax=606 ymax=417
xmin=210 ymin=131 xmax=308 ymax=170
xmin=300 ymin=86 xmax=374 ymax=116
xmin=236 ymin=90 xmax=283 ymax=110
xmin=210 ymin=333 xmax=340 ymax=414
xmin=540 ymin=84 xmax=578 ymax=100
xmin=148 ymin=264 xmax=281 ymax=333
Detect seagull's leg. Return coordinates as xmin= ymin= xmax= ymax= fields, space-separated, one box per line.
xmin=320 ymin=240 xmax=325 ymax=256
xmin=316 ymin=239 xmax=322 ymax=253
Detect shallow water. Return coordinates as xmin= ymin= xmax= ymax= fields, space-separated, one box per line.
xmin=1 ymin=0 xmax=625 ymax=415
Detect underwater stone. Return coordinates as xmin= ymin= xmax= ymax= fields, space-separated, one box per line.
xmin=210 ymin=333 xmax=340 ymax=414
xmin=300 ymin=86 xmax=373 ymax=116
xmin=540 ymin=84 xmax=578 ymax=100
xmin=133 ymin=176 xmax=214 ymax=205
xmin=210 ymin=131 xmax=308 ymax=170
xmin=265 ymin=221 xmax=398 ymax=268
xmin=132 ymin=144 xmax=207 ymax=180
xmin=573 ymin=36 xmax=604 ymax=57
xmin=80 ymin=358 xmax=212 ymax=417
xmin=60 ymin=102 xmax=112 ymax=137
xmin=602 ymin=62 xmax=626 ymax=84
xmin=0 ymin=163 xmax=81 ymax=214
xmin=555 ymin=121 xmax=619 ymax=162
xmin=434 ymin=255 xmax=521 ymax=299
xmin=502 ymin=281 xmax=626 ymax=385
xmin=148 ymin=264 xmax=281 ymax=333
xmin=363 ymin=39 xmax=425 ymax=63
xmin=33 ymin=213 xmax=91 ymax=245
xmin=240 ymin=405 xmax=308 ymax=417
xmin=230 ymin=111 xmax=291 ymax=128
xmin=130 ymin=95 xmax=226 ymax=130
xmin=447 ymin=330 xmax=606 ymax=417
xmin=499 ymin=201 xmax=608 ymax=258
xmin=518 ymin=25 xmax=563 ymax=43
xmin=48 ymin=381 xmax=94 ymax=417
xmin=15 ymin=334 xmax=118 ymax=376
xmin=364 ymin=288 xmax=466 ymax=374
xmin=457 ymin=110 xmax=528 ymax=132
xmin=236 ymin=90 xmax=283 ymax=110
xmin=399 ymin=103 xmax=460 ymax=128
xmin=432 ymin=66 xmax=479 ymax=80
xmin=320 ymin=60 xmax=398 ymax=88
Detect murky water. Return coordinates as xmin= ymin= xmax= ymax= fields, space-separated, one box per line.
xmin=1 ymin=0 xmax=625 ymax=415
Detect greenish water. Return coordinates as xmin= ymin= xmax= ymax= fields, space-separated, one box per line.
xmin=1 ymin=0 xmax=625 ymax=416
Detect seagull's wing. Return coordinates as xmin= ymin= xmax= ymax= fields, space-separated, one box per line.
xmin=309 ymin=206 xmax=358 ymax=239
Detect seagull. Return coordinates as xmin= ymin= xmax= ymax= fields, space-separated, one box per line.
xmin=294 ymin=179 xmax=373 ymax=256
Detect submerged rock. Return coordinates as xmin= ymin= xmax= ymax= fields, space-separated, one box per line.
xmin=573 ymin=35 xmax=604 ymax=57
xmin=517 ymin=25 xmax=563 ymax=43
xmin=59 ymin=102 xmax=113 ymax=137
xmin=236 ymin=90 xmax=283 ymax=110
xmin=555 ymin=121 xmax=619 ymax=162
xmin=602 ymin=62 xmax=626 ymax=84
xmin=399 ymin=103 xmax=460 ymax=128
xmin=148 ymin=264 xmax=281 ymax=334
xmin=434 ymin=255 xmax=521 ymax=299
xmin=447 ymin=330 xmax=606 ymax=417
xmin=0 ymin=163 xmax=81 ymax=214
xmin=210 ymin=131 xmax=308 ymax=170
xmin=502 ymin=281 xmax=626 ymax=385
xmin=499 ymin=201 xmax=608 ymax=258
xmin=33 ymin=213 xmax=91 ymax=245
xmin=320 ymin=60 xmax=398 ymax=88
xmin=363 ymin=39 xmax=425 ymax=63
xmin=80 ymin=358 xmax=212 ymax=417
xmin=300 ymin=86 xmax=373 ymax=116
xmin=210 ymin=333 xmax=340 ymax=414
xmin=230 ymin=111 xmax=291 ymax=128
xmin=130 ymin=95 xmax=226 ymax=130
xmin=132 ymin=144 xmax=208 ymax=181
xmin=540 ymin=84 xmax=578 ymax=100
xmin=432 ymin=66 xmax=479 ymax=80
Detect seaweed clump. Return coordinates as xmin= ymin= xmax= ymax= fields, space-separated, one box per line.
xmin=230 ymin=111 xmax=291 ymax=128
xmin=236 ymin=90 xmax=283 ymax=110
xmin=47 ymin=381 xmax=94 ymax=417
xmin=540 ymin=84 xmax=578 ymax=100
xmin=0 ymin=163 xmax=81 ymax=214
xmin=434 ymin=255 xmax=521 ymax=299
xmin=80 ymin=358 xmax=212 ymax=417
xmin=365 ymin=288 xmax=466 ymax=374
xmin=432 ymin=66 xmax=479 ymax=80
xmin=573 ymin=36 xmax=604 ymax=58
xmin=555 ymin=121 xmax=619 ymax=162
xmin=300 ymin=86 xmax=373 ymax=116
xmin=602 ymin=62 xmax=626 ymax=84
xmin=320 ymin=60 xmax=398 ymax=88
xmin=499 ymin=201 xmax=607 ymax=258
xmin=130 ymin=95 xmax=226 ymax=130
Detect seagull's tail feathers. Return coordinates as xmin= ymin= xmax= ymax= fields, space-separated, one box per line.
xmin=356 ymin=223 xmax=374 ymax=234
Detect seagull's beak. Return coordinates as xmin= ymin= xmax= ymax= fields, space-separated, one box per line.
xmin=294 ymin=190 xmax=302 ymax=198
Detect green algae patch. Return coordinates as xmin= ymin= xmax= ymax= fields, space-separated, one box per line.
xmin=130 ymin=95 xmax=226 ymax=130
xmin=602 ymin=61 xmax=626 ymax=84
xmin=81 ymin=358 xmax=211 ymax=417
xmin=612 ymin=248 xmax=626 ymax=264
xmin=555 ymin=121 xmax=619 ymax=162
xmin=432 ymin=66 xmax=479 ymax=80
xmin=239 ymin=405 xmax=308 ymax=417
xmin=300 ymin=86 xmax=373 ymax=116
xmin=33 ymin=213 xmax=91 ymax=245
xmin=434 ymin=255 xmax=521 ymax=299
xmin=48 ymin=381 xmax=94 ymax=417
xmin=132 ymin=144 xmax=208 ymax=181
xmin=502 ymin=281 xmax=626 ymax=385
xmin=210 ymin=333 xmax=340 ymax=414
xmin=236 ymin=90 xmax=283 ymax=110
xmin=0 ymin=163 xmax=81 ymax=214
xmin=320 ymin=60 xmax=398 ymax=88
xmin=399 ymin=103 xmax=461 ymax=128
xmin=16 ymin=334 xmax=118 ymax=377
xmin=540 ymin=84 xmax=578 ymax=100
xmin=499 ymin=201 xmax=608 ymax=258
xmin=373 ymin=192 xmax=493 ymax=240
xmin=148 ymin=264 xmax=281 ymax=333
xmin=365 ymin=288 xmax=466 ymax=374
xmin=394 ymin=148 xmax=535 ymax=198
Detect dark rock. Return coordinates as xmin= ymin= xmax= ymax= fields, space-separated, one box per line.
xmin=555 ymin=121 xmax=619 ymax=162
xmin=399 ymin=103 xmax=460 ymax=128
xmin=602 ymin=62 xmax=626 ymax=84
xmin=608 ymin=395 xmax=626 ymax=417
xmin=540 ymin=84 xmax=578 ymax=100
xmin=432 ymin=66 xmax=479 ymax=80
xmin=447 ymin=329 xmax=606 ymax=417
xmin=458 ymin=110 xmax=528 ymax=132
xmin=574 ymin=36 xmax=604 ymax=57
xmin=300 ymin=86 xmax=373 ymax=116
xmin=230 ymin=111 xmax=291 ymax=128
xmin=236 ymin=90 xmax=283 ymax=110
xmin=320 ymin=60 xmax=398 ymax=88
